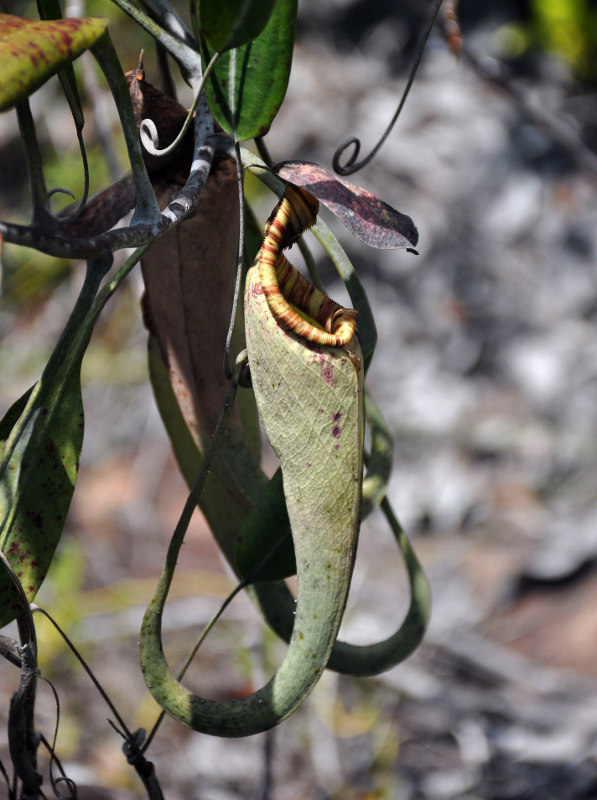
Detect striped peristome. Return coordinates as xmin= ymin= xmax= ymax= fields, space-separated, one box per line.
xmin=258 ymin=184 xmax=359 ymax=347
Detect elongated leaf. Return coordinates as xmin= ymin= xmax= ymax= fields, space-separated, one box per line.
xmin=361 ymin=392 xmax=393 ymax=518
xmin=150 ymin=333 xmax=297 ymax=584
xmin=0 ymin=14 xmax=108 ymax=112
xmin=37 ymin=0 xmax=86 ymax=129
xmin=0 ymin=374 xmax=84 ymax=628
xmin=148 ymin=334 xmax=251 ymax=568
xmin=197 ymin=0 xmax=276 ymax=52
xmin=141 ymin=158 xmax=265 ymax=519
xmin=276 ymin=161 xmax=419 ymax=250
xmin=202 ymin=0 xmax=297 ymax=140
xmin=0 ymin=257 xmax=111 ymax=630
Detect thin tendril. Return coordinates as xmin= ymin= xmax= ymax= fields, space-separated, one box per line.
xmin=36 ymin=679 xmax=78 ymax=800
xmin=140 ymin=50 xmax=220 ymax=157
xmin=31 ymin=606 xmax=132 ymax=741
xmin=47 ymin=188 xmax=75 ymax=201
xmin=333 ymin=0 xmax=444 ymax=175
xmin=223 ymin=139 xmax=246 ymax=378
xmin=254 ymin=136 xmax=273 ymax=166
xmin=0 ymin=758 xmax=10 ymax=796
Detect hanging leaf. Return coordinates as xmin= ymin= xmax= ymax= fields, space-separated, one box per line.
xmin=0 ymin=256 xmax=112 ymax=630
xmin=141 ymin=158 xmax=266 ymax=516
xmin=0 ymin=373 xmax=84 ymax=628
xmin=361 ymin=392 xmax=394 ymax=519
xmin=0 ymin=14 xmax=108 ymax=112
xmin=196 ymin=0 xmax=277 ymax=52
xmin=37 ymin=0 xmax=86 ymax=128
xmin=143 ymin=158 xmax=298 ymax=583
xmin=202 ymin=0 xmax=297 ymax=140
xmin=276 ymin=160 xmax=419 ymax=250
xmin=148 ymin=334 xmax=254 ymax=567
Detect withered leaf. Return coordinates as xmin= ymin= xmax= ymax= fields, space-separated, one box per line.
xmin=126 ymin=59 xmax=193 ymax=182
xmin=275 ymin=160 xmax=418 ymax=251
xmin=142 ymin=157 xmax=238 ymax=441
xmin=59 ymin=63 xmax=195 ymax=237
xmin=141 ymin=156 xmax=264 ymax=510
xmin=58 ymin=174 xmax=137 ymax=237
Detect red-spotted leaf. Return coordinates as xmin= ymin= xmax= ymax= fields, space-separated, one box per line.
xmin=0 ymin=373 xmax=84 ymax=628
xmin=0 ymin=14 xmax=108 ymax=112
xmin=275 ymin=160 xmax=419 ymax=251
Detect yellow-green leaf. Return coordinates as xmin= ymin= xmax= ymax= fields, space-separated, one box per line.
xmin=0 ymin=14 xmax=108 ymax=112
xmin=0 ymin=374 xmax=84 ymax=628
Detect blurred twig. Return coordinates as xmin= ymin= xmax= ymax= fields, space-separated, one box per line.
xmin=401 ymin=0 xmax=597 ymax=181
xmin=460 ymin=44 xmax=597 ymax=181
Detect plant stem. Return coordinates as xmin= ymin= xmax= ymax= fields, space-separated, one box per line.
xmin=16 ymin=100 xmax=51 ymax=227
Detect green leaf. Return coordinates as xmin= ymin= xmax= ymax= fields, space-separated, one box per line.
xmin=0 ymin=256 xmax=115 ymax=630
xmin=234 ymin=467 xmax=295 ymax=581
xmin=0 ymin=14 xmax=108 ymax=112
xmin=0 ymin=373 xmax=84 ymax=628
xmin=202 ymin=0 xmax=297 ymax=140
xmin=196 ymin=0 xmax=276 ymax=52
xmin=361 ymin=392 xmax=393 ymax=519
xmin=149 ymin=331 xmax=297 ymax=583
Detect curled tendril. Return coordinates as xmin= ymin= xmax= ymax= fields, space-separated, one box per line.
xmin=140 ymin=50 xmax=220 ymax=159
xmin=332 ymin=136 xmax=361 ymax=175
xmin=333 ymin=0 xmax=444 ymax=176
xmin=52 ymin=775 xmax=78 ymax=800
xmin=47 ymin=187 xmax=76 ymax=201
xmin=140 ymin=117 xmax=161 ymax=153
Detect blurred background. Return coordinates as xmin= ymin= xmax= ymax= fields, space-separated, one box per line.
xmin=1 ymin=0 xmax=597 ymax=797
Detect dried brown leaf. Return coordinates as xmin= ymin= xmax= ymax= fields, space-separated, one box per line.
xmin=141 ymin=157 xmax=240 ymax=441
xmin=275 ymin=160 xmax=418 ymax=251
